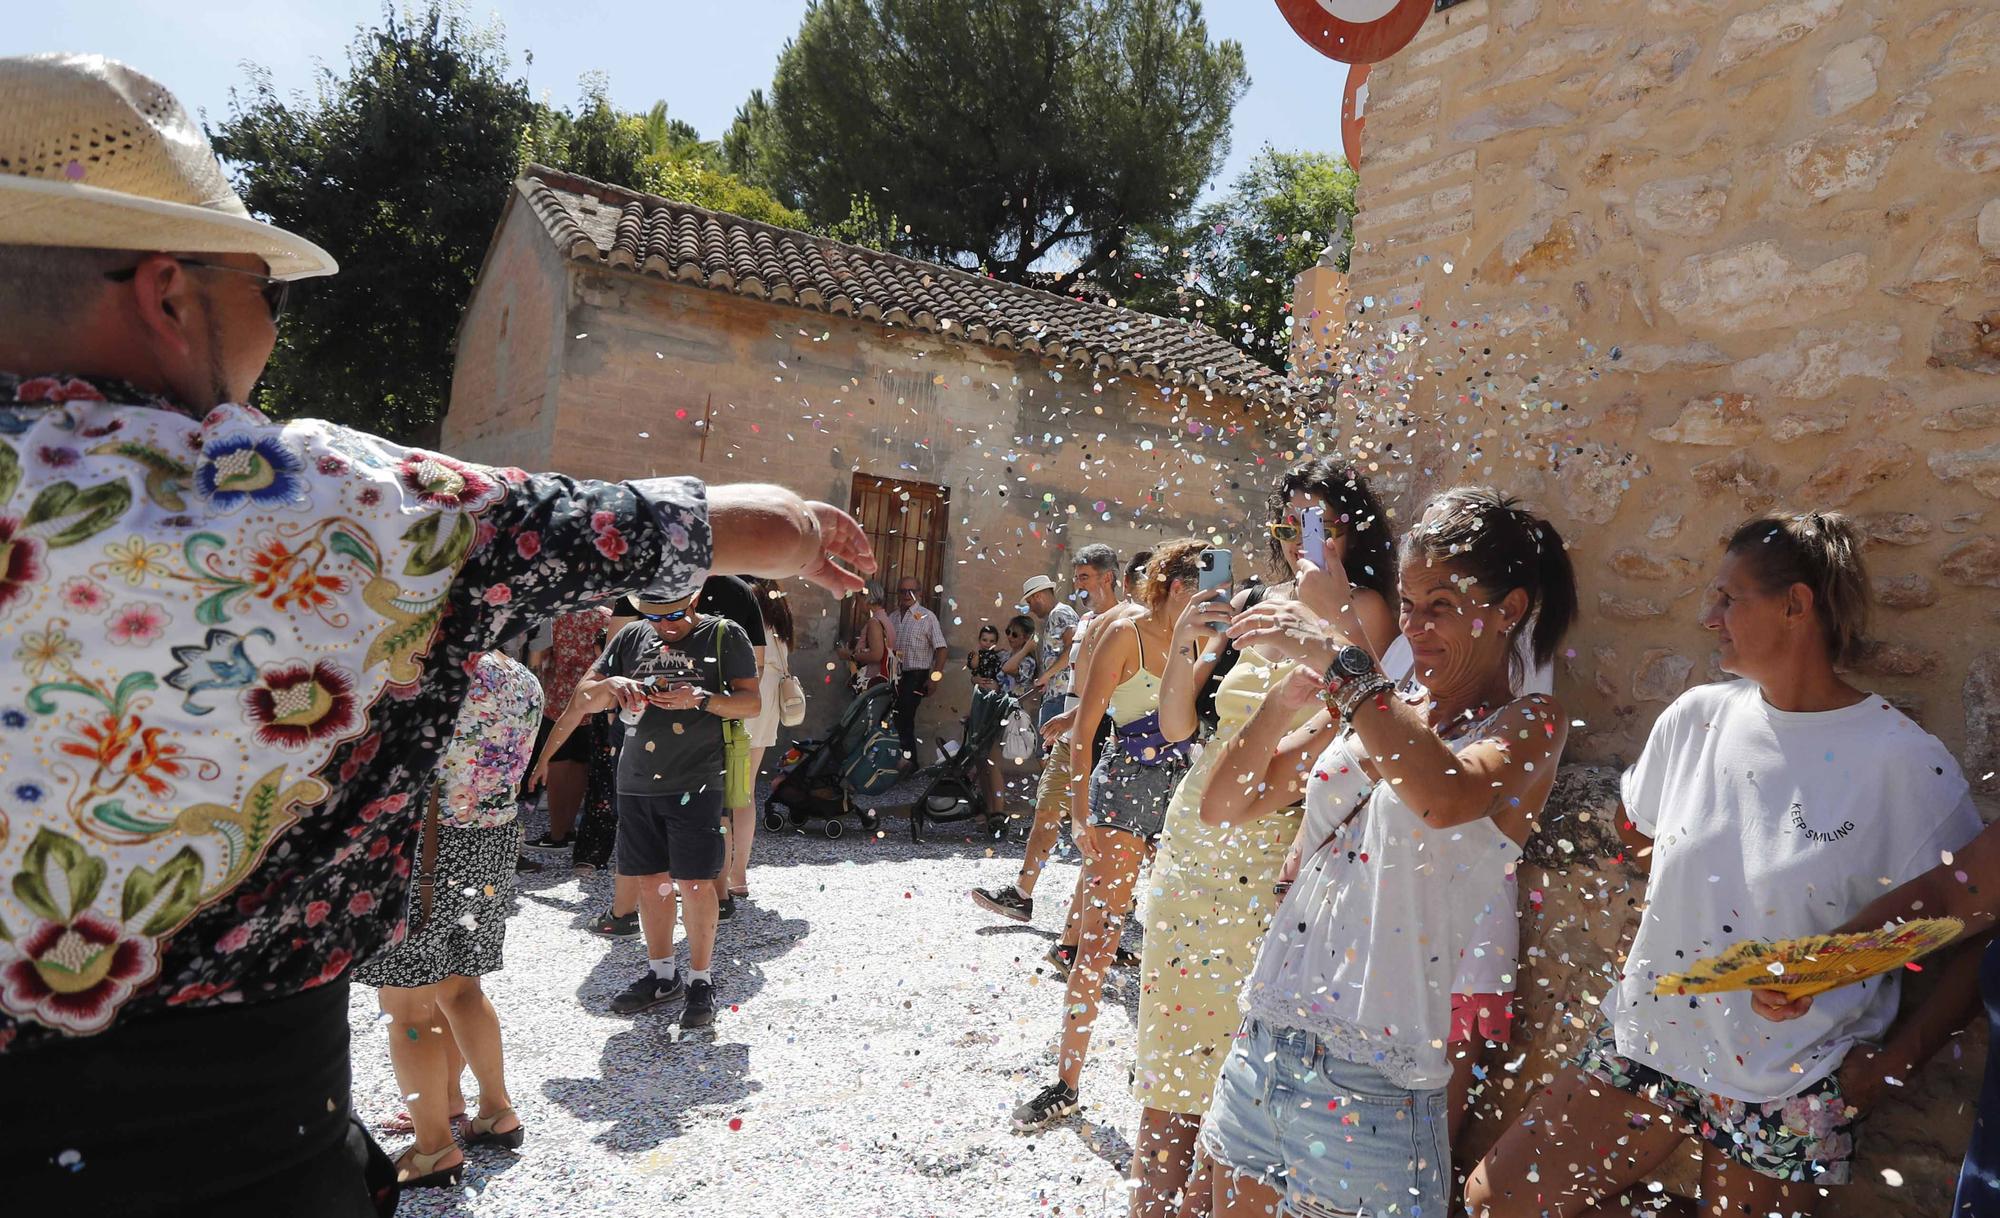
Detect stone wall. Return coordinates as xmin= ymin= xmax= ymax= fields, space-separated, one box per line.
xmin=446 ymin=245 xmax=1287 ymax=748
xmin=1332 ymin=2 xmax=2000 ymax=1208
xmin=1337 ymin=0 xmax=2000 ymax=787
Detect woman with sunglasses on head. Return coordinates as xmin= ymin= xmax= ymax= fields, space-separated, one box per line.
xmin=1011 ymin=539 xmax=1210 ymax=1132
xmin=1197 ymin=487 xmax=1576 ymax=1218
xmin=1469 ymin=511 xmax=1982 ymax=1218
xmin=1125 ymin=459 xmax=1399 ymax=1218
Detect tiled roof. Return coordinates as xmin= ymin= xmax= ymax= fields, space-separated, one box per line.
xmin=519 ymin=165 xmax=1290 ymax=402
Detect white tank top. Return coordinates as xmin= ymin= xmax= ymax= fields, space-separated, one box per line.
xmin=1241 ymin=717 xmax=1522 ymax=1091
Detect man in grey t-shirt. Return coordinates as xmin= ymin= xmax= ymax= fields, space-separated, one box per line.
xmin=571 ymin=584 xmax=759 ymax=1028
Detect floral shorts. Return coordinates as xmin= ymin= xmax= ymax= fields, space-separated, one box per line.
xmin=1574 ymin=1019 xmax=1858 ymax=1185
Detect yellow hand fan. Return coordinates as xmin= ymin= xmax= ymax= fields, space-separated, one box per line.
xmin=1651 ymin=917 xmax=1965 ymax=1000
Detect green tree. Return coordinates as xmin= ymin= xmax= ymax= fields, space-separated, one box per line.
xmin=730 ymin=0 xmax=1246 ymax=289
xmin=215 ymin=4 xmax=815 ymax=443
xmin=211 ymin=3 xmax=536 ymax=442
xmin=1118 ymin=147 xmax=1355 ymax=369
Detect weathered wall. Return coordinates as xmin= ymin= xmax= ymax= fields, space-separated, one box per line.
xmin=1345 ymin=0 xmax=2000 ymax=783
xmin=1337 ymin=1 xmax=2000 ymax=1208
xmin=447 ymin=237 xmax=1283 ymax=749
xmin=445 ymin=197 xmax=571 ymax=469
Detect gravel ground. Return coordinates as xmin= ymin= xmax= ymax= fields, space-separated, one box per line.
xmin=347 ymin=776 xmax=1148 ymax=1218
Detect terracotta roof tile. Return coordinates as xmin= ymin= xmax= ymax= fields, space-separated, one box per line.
xmin=519 ymin=165 xmax=1290 ymax=403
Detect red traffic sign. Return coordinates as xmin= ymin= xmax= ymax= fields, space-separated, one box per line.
xmin=1275 ymin=0 xmax=1433 ymax=65
xmin=1341 ymin=62 xmax=1370 ymax=167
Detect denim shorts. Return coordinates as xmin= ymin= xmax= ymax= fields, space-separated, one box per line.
xmin=1087 ymin=746 xmax=1187 ymax=842
xmin=1200 ymin=1018 xmax=1449 ymax=1218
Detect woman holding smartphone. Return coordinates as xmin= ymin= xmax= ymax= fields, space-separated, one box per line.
xmin=1010 ymin=539 xmax=1207 ymax=1131
xmin=1127 ymin=459 xmax=1399 ymax=1217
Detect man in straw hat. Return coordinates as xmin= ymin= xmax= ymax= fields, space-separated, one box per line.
xmin=0 ymin=53 xmax=873 ymax=1212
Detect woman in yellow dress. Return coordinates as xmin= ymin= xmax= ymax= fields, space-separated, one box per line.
xmin=1127 ymin=459 xmax=1399 ymax=1218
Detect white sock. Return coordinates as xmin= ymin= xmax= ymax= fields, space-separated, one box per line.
xmin=1013 ymin=883 xmax=1031 ymax=901
xmin=688 ymin=967 xmax=712 ymax=985
xmin=649 ymin=957 xmax=678 ymax=981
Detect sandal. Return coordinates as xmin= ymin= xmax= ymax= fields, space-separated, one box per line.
xmin=393 ymin=1143 xmax=465 ymax=1189
xmin=380 ymin=1107 xmax=465 ymax=1136
xmin=465 ymin=1106 xmax=525 ymax=1150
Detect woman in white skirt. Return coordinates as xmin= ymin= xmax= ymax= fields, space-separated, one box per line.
xmin=730 ymin=578 xmax=796 ymax=903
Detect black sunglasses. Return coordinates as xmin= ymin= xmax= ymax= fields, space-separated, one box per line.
xmin=105 ymin=258 xmax=291 ymax=322
xmin=639 ymin=608 xmax=691 ymax=622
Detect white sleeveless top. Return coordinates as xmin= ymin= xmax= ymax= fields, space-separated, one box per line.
xmin=1240 ymin=715 xmax=1523 ymax=1091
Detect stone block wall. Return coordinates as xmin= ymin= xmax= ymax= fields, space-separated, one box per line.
xmin=1328 ymin=2 xmax=2000 ymax=1209
xmin=1334 ymin=0 xmax=2000 ymax=787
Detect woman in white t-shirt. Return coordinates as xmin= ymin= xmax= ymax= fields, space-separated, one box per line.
xmin=1197 ymin=487 xmax=1578 ymax=1218
xmin=1469 ymin=511 xmax=1984 ymax=1218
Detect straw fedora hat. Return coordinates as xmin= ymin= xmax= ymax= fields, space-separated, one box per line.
xmin=0 ymin=53 xmax=336 ymax=279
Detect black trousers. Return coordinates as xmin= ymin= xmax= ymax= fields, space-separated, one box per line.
xmin=893 ymin=670 xmax=931 ymax=760
xmin=2 ymin=982 xmax=395 ymax=1216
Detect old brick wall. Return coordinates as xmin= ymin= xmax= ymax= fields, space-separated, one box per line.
xmin=449 ymin=242 xmax=1288 ymax=750
xmin=445 ymin=201 xmax=571 ymax=469
xmin=1336 ymin=1 xmax=2000 ymax=1208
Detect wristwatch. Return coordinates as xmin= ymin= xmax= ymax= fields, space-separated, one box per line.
xmin=694 ymin=688 xmax=712 ymax=712
xmin=1321 ymin=644 xmax=1376 ymax=698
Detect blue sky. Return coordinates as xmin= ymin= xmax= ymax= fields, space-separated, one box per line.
xmin=12 ymin=1 xmax=1347 ymax=203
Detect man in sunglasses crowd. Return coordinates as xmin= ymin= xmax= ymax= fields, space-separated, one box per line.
xmin=564 ymin=584 xmax=759 ymax=1023
xmin=0 ymin=54 xmax=872 ymax=1213
xmin=887 ymin=574 xmax=950 ymax=766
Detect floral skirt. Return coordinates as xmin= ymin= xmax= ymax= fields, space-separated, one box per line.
xmin=355 ymin=821 xmax=519 ymax=989
xmin=1575 ymin=1017 xmax=1858 ymax=1184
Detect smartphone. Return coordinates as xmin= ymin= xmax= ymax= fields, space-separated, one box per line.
xmin=1300 ymin=506 xmax=1327 ymax=570
xmin=1198 ymin=548 xmax=1233 ymax=626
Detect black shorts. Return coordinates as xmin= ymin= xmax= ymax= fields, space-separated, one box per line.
xmin=528 ymin=714 xmax=595 ymax=777
xmin=615 ymin=789 xmax=726 ymax=880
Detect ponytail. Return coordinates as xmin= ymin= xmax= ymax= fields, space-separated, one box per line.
xmin=1401 ymin=486 xmax=1579 ymax=677
xmin=1724 ymin=511 xmax=1870 ymax=665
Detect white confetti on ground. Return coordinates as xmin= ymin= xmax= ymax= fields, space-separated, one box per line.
xmin=348 ymin=792 xmax=1143 ymax=1217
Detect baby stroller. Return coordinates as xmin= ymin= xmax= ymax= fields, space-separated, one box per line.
xmin=909 ymin=684 xmax=1024 ymax=843
xmin=764 ymin=681 xmax=897 ymax=839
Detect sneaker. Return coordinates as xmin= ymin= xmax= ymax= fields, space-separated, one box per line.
xmin=971 ymin=885 xmax=1033 ymax=923
xmin=1043 ymin=942 xmax=1076 ymax=978
xmin=590 ymin=909 xmax=640 ymax=939
xmin=1011 ymin=1080 xmax=1079 ymax=1131
xmin=681 ymin=979 xmax=717 ymax=1029
xmin=610 ymin=968 xmax=685 ymax=1014
xmin=515 ymin=854 xmax=544 ymax=874
xmin=525 ymin=832 xmax=572 ymax=851
xmin=717 ymin=895 xmax=736 ymax=922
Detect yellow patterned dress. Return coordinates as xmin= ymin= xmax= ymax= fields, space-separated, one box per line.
xmin=1130 ymin=649 xmax=1312 ymax=1115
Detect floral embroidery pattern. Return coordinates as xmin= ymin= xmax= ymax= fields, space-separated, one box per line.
xmin=0 ymin=516 xmax=45 ymax=616
xmin=241 ymin=660 xmax=360 ymax=751
xmin=193 ymin=434 xmax=309 ymax=513
xmin=0 ymin=371 xmax=711 ymax=1052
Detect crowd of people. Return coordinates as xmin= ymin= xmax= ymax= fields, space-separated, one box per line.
xmin=8 ymin=51 xmax=2000 ymax=1218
